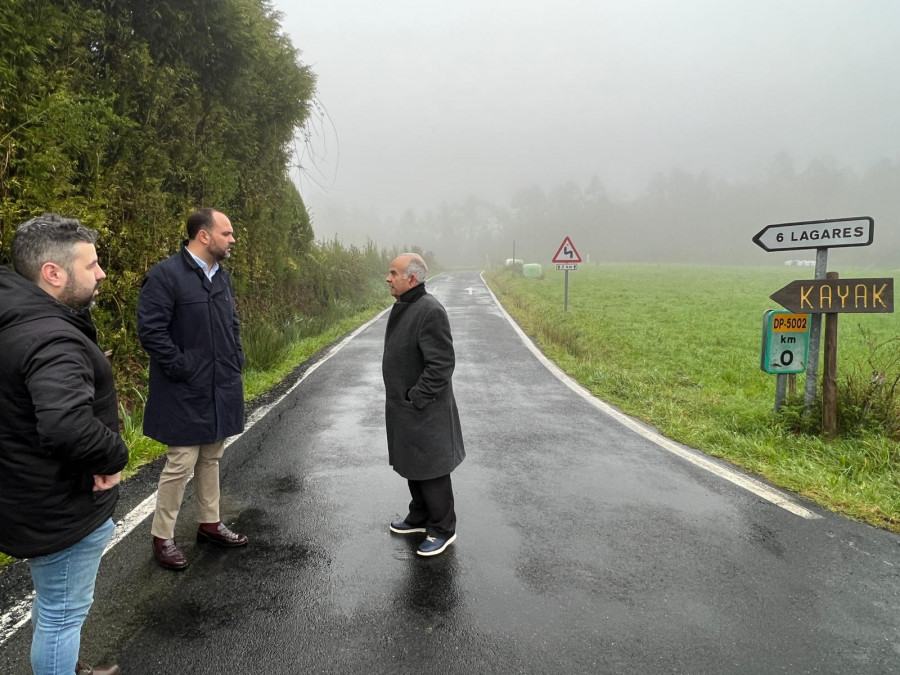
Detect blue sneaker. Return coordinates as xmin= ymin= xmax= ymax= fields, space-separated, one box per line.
xmin=390 ymin=519 xmax=426 ymax=535
xmin=417 ymin=533 xmax=457 ymax=557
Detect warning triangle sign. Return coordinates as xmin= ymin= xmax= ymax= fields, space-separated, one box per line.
xmin=552 ymin=236 xmax=582 ymax=263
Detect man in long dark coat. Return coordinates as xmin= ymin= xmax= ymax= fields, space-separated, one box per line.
xmin=138 ymin=208 xmax=248 ymax=570
xmin=383 ymin=253 xmax=465 ymax=557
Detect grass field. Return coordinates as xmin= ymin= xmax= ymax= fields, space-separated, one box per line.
xmin=484 ymin=264 xmax=900 ymax=533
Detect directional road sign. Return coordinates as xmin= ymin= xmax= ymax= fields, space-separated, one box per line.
xmin=552 ymin=236 xmax=582 ymax=263
xmin=770 ymin=277 xmax=894 ymax=313
xmin=752 ymin=216 xmax=873 ymax=252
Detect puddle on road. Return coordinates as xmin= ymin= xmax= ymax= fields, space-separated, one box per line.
xmin=392 ymin=549 xmax=417 ymax=560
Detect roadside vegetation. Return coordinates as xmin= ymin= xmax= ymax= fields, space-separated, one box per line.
xmin=484 ymin=264 xmax=900 ymax=533
xmin=0 ymin=0 xmax=418 ymax=568
xmin=0 ymin=0 xmax=429 ymax=490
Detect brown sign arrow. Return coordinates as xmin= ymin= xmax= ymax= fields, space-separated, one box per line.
xmin=770 ymin=278 xmax=894 ymax=313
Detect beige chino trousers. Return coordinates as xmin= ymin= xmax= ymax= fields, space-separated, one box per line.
xmin=150 ymin=440 xmax=226 ymax=540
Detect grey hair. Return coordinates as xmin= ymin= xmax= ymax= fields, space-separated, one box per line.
xmin=11 ymin=213 xmax=98 ymax=283
xmin=402 ymin=252 xmax=427 ymax=281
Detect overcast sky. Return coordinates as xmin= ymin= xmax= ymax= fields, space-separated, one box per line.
xmin=271 ymin=0 xmax=900 ymax=223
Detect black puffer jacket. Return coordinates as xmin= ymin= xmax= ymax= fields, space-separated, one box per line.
xmin=0 ymin=266 xmax=129 ymax=558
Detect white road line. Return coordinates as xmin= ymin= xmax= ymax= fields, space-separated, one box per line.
xmin=0 ymin=307 xmax=391 ymax=649
xmin=0 ymin=593 xmax=33 ymax=649
xmin=480 ymin=274 xmax=820 ymax=520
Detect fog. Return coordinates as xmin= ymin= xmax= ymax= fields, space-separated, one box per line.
xmin=272 ymin=0 xmax=900 ymax=266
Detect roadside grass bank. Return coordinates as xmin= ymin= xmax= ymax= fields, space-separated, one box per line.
xmin=484 ymin=264 xmax=900 ymax=533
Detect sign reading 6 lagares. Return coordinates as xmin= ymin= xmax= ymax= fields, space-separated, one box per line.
xmin=761 ymin=310 xmax=810 ymax=374
xmin=752 ymin=216 xmax=873 ymax=252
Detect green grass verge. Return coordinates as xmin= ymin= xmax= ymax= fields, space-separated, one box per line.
xmin=485 ymin=264 xmax=900 ymax=533
xmin=242 ymin=302 xmax=390 ymax=402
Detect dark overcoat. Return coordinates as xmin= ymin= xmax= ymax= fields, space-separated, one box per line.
xmin=137 ymin=244 xmax=245 ymax=446
xmin=382 ymin=283 xmax=465 ymax=480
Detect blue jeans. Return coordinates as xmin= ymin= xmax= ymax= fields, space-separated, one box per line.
xmin=27 ymin=518 xmax=115 ymax=675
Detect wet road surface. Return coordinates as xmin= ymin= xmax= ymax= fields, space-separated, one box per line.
xmin=2 ymin=270 xmax=899 ymax=674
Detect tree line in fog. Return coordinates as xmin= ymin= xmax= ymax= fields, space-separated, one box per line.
xmin=320 ymin=153 xmax=900 ymax=269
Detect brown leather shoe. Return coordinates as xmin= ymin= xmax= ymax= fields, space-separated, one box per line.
xmin=75 ymin=661 xmax=121 ymax=674
xmin=196 ymin=521 xmax=248 ymax=547
xmin=152 ymin=536 xmax=188 ymax=570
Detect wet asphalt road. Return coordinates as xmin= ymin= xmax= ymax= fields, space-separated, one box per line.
xmin=2 ymin=270 xmax=899 ymax=674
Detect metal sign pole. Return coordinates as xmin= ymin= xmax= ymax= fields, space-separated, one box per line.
xmin=822 ymin=272 xmax=840 ymax=436
xmin=775 ymin=374 xmax=788 ymax=411
xmin=564 ymin=270 xmax=569 ymax=311
xmin=803 ymin=247 xmax=828 ymax=411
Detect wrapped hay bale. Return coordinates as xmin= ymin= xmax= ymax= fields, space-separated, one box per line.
xmin=522 ymin=263 xmax=542 ymax=278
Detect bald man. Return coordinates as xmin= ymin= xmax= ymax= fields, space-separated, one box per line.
xmin=383 ymin=253 xmax=466 ymax=557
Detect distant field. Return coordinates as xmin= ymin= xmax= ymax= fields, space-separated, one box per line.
xmin=484 ymin=264 xmax=900 ymax=533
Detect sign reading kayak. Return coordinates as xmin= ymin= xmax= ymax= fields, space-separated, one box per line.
xmin=752 ymin=216 xmax=873 ymax=252
xmin=769 ymin=278 xmax=894 ymax=314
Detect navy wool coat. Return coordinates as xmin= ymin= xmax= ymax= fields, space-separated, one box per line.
xmin=137 ymin=245 xmax=245 ymax=446
xmin=382 ymin=283 xmax=465 ymax=480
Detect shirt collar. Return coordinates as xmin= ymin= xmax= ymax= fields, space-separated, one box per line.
xmin=186 ymin=248 xmax=219 ymax=279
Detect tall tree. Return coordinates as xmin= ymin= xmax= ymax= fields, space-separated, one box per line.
xmin=1 ymin=0 xmax=318 ymax=361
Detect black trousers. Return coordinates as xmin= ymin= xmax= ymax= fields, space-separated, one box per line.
xmin=406 ymin=474 xmax=456 ymax=538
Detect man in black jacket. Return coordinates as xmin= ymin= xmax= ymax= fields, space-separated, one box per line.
xmin=138 ymin=208 xmax=248 ymax=571
xmin=383 ymin=253 xmax=465 ymax=557
xmin=0 ymin=214 xmax=128 ymax=675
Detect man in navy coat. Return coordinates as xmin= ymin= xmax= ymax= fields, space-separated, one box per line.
xmin=383 ymin=253 xmax=465 ymax=557
xmin=138 ymin=208 xmax=248 ymax=570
